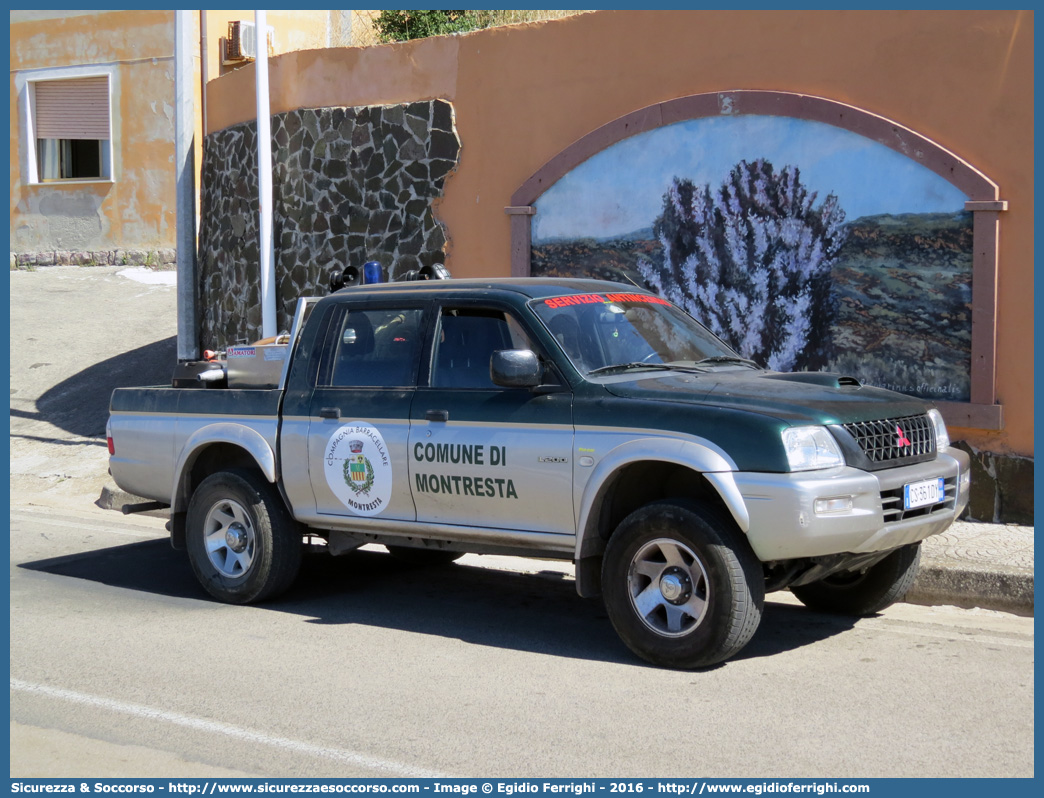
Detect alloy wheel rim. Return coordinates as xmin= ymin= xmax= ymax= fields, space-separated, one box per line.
xmin=203 ymin=498 xmax=256 ymax=579
xmin=627 ymin=538 xmax=709 ymax=637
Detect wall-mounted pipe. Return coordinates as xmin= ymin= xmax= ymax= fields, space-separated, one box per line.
xmin=175 ymin=10 xmax=199 ymax=361
xmin=255 ymin=9 xmax=275 ymax=338
xmin=199 ymin=10 xmax=208 ymax=137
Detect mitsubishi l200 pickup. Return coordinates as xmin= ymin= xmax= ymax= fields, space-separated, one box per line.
xmin=108 ymin=278 xmax=970 ymax=668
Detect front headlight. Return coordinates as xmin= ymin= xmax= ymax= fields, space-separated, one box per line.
xmin=927 ymin=408 xmax=950 ymax=449
xmin=782 ymin=426 xmax=845 ymax=472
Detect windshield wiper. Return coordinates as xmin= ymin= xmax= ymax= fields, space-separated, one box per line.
xmin=588 ymin=357 xmax=760 ymax=377
xmin=692 ymin=356 xmax=761 ymax=369
xmin=587 ymin=362 xmax=685 ymax=376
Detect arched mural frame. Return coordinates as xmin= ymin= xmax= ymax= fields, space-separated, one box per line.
xmin=506 ymin=90 xmax=1005 ymax=430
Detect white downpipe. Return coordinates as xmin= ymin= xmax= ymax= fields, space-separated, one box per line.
xmin=174 ymin=10 xmax=199 ymax=361
xmin=255 ymin=9 xmax=276 ymax=338
xmin=199 ymin=11 xmax=208 ymax=138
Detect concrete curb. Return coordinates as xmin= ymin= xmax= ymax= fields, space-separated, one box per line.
xmin=906 ymin=560 xmax=1034 ymax=616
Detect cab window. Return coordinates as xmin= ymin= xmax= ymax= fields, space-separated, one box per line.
xmin=321 ymin=307 xmax=425 ymax=388
xmin=430 ymin=308 xmax=536 ymax=389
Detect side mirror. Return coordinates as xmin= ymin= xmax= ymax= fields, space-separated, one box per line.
xmin=491 ymin=349 xmax=542 ymax=388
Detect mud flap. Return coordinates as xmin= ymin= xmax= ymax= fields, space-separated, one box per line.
xmin=168 ymin=510 xmax=187 ymax=550
xmin=575 ymin=555 xmax=603 ymax=598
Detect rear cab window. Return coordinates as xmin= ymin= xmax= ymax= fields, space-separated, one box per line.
xmin=318 ymin=305 xmax=427 ymax=388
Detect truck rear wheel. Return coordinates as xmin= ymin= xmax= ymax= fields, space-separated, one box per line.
xmin=601 ymin=501 xmax=764 ymax=669
xmin=790 ymin=543 xmax=921 ymax=616
xmin=186 ymin=470 xmax=302 ymax=604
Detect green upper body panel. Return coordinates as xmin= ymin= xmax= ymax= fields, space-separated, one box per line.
xmin=598 ymin=369 xmax=927 ymax=426
xmin=308 ymin=277 xmax=935 ymax=474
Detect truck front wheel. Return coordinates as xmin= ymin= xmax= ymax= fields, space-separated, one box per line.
xmin=601 ymin=501 xmax=764 ymax=669
xmin=186 ymin=470 xmax=302 ymax=604
xmin=790 ymin=543 xmax=921 ymax=616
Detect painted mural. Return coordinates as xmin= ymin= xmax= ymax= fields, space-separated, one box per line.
xmin=531 ymin=116 xmax=973 ymax=402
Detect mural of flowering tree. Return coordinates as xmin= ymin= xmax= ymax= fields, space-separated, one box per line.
xmin=638 ymin=159 xmax=848 ymax=372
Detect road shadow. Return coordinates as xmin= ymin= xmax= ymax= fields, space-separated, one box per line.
xmin=11 ymin=336 xmax=177 ymax=438
xmin=20 ymin=539 xmax=202 ymax=600
xmin=735 ymin=601 xmax=859 ymax=661
xmin=20 ymin=540 xmax=860 ymax=667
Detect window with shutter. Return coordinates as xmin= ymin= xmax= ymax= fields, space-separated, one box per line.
xmin=32 ymin=76 xmax=112 ymax=181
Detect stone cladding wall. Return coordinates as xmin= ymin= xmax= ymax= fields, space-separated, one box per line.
xmin=955 ymin=442 xmax=1034 ymax=525
xmin=11 ymin=249 xmax=176 ymax=270
xmin=197 ymin=100 xmax=460 ymax=348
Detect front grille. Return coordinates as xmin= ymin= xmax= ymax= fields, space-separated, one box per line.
xmin=881 ymin=475 xmax=958 ymax=523
xmin=843 ymin=414 xmax=936 ymax=465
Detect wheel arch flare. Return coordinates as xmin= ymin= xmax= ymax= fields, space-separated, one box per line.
xmin=574 ymin=436 xmax=751 ymax=563
xmin=172 ymin=424 xmax=278 ymax=514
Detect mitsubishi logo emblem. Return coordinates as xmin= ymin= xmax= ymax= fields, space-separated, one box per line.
xmin=896 ymin=425 xmax=913 ymax=449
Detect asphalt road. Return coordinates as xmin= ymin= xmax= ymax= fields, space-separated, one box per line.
xmin=9 ymin=500 xmax=1034 ymax=779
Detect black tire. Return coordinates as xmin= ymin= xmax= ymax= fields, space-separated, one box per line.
xmin=186 ymin=469 xmax=302 ymax=604
xmin=601 ymin=501 xmax=764 ymax=669
xmin=790 ymin=543 xmax=921 ymax=616
xmin=386 ymin=545 xmax=464 ymax=565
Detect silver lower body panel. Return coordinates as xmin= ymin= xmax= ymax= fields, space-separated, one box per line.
xmin=733 ymin=448 xmax=970 ymax=561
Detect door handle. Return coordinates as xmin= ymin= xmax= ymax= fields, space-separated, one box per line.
xmin=319 ymin=407 xmax=340 ymax=419
xmin=425 ymin=409 xmax=449 ymax=423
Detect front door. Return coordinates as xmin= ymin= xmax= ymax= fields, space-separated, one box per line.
xmin=408 ymin=305 xmax=575 ymax=535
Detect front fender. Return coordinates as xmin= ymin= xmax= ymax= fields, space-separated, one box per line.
xmin=171 ymin=423 xmax=277 ymax=512
xmin=574 ymin=436 xmax=750 ymax=561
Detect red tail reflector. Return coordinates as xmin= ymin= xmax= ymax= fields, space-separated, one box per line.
xmin=107 ymin=437 xmax=115 ymax=455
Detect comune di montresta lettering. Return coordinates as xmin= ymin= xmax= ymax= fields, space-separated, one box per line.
xmin=412 ymin=441 xmax=516 ymax=498
xmin=415 ymin=472 xmax=518 ymax=499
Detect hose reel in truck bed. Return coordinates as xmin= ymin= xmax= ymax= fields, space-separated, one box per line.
xmin=171 ymin=336 xmax=290 ymax=389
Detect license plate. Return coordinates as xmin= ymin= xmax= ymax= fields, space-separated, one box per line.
xmin=904 ymin=478 xmax=945 ymax=510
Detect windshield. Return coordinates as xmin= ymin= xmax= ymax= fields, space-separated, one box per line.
xmin=530 ymin=291 xmax=749 ymax=377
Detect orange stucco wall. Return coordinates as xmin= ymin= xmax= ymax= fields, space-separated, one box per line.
xmin=204 ymin=37 xmax=459 ymax=125
xmin=202 ymin=10 xmax=354 ymax=81
xmin=205 ymin=10 xmax=1033 ymax=456
xmin=9 ymin=9 xmax=342 ymax=255
xmin=10 ymin=10 xmax=179 ymax=252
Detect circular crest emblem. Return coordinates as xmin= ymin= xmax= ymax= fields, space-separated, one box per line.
xmin=324 ymin=422 xmax=393 ymax=516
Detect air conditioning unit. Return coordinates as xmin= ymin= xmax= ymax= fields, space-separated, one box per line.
xmin=224 ymin=20 xmax=274 ymax=63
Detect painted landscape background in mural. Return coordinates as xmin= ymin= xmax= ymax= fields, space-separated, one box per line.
xmin=531 ymin=116 xmax=973 ymax=402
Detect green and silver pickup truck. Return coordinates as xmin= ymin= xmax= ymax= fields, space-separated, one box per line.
xmin=108 ymin=278 xmax=970 ymax=668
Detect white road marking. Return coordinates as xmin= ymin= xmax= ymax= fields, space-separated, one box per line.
xmin=10 ymin=679 xmax=449 ymax=778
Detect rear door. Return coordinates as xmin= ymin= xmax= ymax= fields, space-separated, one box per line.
xmin=408 ymin=302 xmax=575 ymax=535
xmin=304 ymin=301 xmax=429 ymax=521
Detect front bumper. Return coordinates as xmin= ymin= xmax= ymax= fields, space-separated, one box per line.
xmin=733 ymin=447 xmax=970 ymax=562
